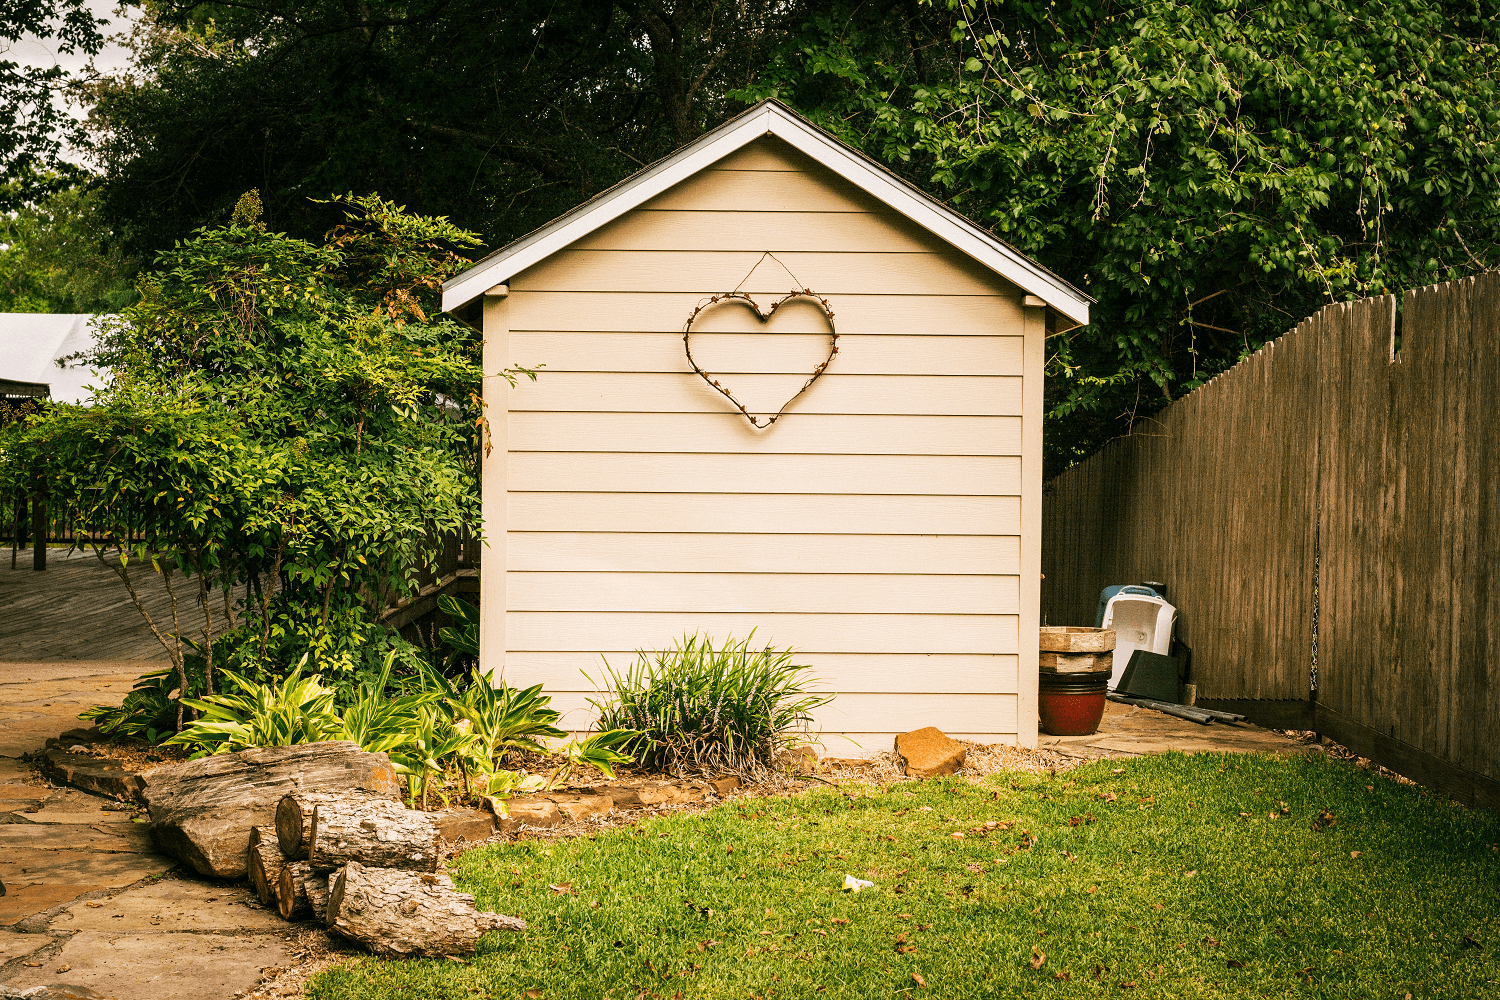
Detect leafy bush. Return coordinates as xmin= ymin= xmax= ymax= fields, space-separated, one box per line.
xmin=159 ymin=652 xmax=630 ymax=809
xmin=80 ymin=660 xmax=206 ymax=743
xmin=589 ymin=632 xmax=832 ymax=778
xmin=163 ymin=665 xmax=343 ymax=753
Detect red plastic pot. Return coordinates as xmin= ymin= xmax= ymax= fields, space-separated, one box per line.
xmin=1038 ymin=670 xmax=1109 ymax=736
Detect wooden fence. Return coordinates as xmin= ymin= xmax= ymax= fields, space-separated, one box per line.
xmin=1042 ymin=274 xmax=1500 ymax=808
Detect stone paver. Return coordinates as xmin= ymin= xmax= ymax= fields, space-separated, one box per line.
xmin=1 ymin=662 xmax=300 ymax=1000
xmin=1040 ymin=700 xmax=1308 ymax=758
xmin=3 ymin=929 xmax=290 ymax=1000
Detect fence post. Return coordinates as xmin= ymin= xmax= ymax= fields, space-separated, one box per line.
xmin=10 ymin=493 xmax=22 ymax=570
xmin=32 ymin=493 xmax=46 ymax=571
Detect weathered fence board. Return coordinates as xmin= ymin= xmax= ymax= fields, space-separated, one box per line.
xmin=1043 ymin=274 xmax=1499 ymax=806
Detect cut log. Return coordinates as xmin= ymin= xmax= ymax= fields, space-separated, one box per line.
xmin=305 ymin=873 xmax=331 ymax=923
xmin=247 ymin=827 xmax=286 ymax=908
xmin=327 ymin=861 xmax=526 ymax=958
xmin=278 ymin=860 xmax=314 ymax=920
xmin=309 ymin=797 xmax=441 ymax=874
xmin=275 ymin=791 xmax=347 ymax=859
xmin=140 ymin=741 xmax=403 ymax=878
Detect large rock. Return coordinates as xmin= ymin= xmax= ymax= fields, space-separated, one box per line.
xmin=140 ymin=742 xmax=401 ymax=878
xmin=894 ymin=727 xmax=967 ymax=778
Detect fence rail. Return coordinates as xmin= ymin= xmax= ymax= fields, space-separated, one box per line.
xmin=1043 ymin=274 xmax=1500 ymax=808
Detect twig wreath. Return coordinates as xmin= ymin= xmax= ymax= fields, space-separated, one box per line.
xmin=682 ymin=252 xmax=838 ymax=429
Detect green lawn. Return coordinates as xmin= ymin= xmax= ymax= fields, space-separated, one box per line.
xmin=306 ymin=752 xmax=1499 ymax=999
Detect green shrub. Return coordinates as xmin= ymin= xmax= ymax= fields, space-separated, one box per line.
xmin=162 ymin=664 xmax=344 ymax=753
xmin=589 ymin=632 xmax=833 ymax=778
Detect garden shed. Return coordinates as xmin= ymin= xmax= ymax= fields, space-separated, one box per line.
xmin=441 ymin=99 xmax=1090 ymax=755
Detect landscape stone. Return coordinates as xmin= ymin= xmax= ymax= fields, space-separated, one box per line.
xmin=434 ymin=809 xmax=496 ymax=845
xmin=0 ymin=928 xmax=51 ymax=964
xmin=894 ymin=727 xmax=967 ymax=778
xmin=486 ymin=797 xmax=561 ymax=833
xmin=548 ymin=794 xmax=613 ymax=822
xmin=0 ymin=986 xmax=117 ymax=1000
xmin=37 ymin=751 xmax=143 ymax=804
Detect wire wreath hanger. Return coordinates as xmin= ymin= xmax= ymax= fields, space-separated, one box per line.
xmin=682 ymin=251 xmax=838 ymax=429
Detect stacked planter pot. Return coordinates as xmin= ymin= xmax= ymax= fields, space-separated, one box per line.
xmin=1038 ymin=627 xmax=1116 ymax=736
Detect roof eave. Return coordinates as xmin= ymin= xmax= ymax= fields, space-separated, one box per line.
xmin=442 ymin=100 xmax=1090 ymax=327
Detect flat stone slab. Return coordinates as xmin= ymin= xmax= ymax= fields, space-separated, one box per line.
xmin=434 ymin=809 xmax=496 ymax=845
xmin=0 ymin=825 xmax=154 ymax=855
xmin=0 ymin=986 xmax=118 ymax=1000
xmin=0 ymin=928 xmax=51 ymax=964
xmin=38 ymin=751 xmax=143 ymax=804
xmin=53 ymin=881 xmax=282 ymax=934
xmin=1038 ymin=701 xmax=1307 ymax=758
xmin=1 ymin=930 xmax=291 ymax=1000
xmin=0 ymin=849 xmax=168 ymax=888
xmin=0 ymin=884 xmax=106 ymax=926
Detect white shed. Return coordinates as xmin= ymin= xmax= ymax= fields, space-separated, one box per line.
xmin=441 ymin=99 xmax=1090 ymax=755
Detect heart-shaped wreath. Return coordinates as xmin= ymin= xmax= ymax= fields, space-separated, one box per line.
xmin=683 ymin=289 xmax=838 ymax=429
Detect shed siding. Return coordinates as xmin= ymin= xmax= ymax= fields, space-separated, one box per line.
xmin=486 ymin=135 xmax=1038 ymax=754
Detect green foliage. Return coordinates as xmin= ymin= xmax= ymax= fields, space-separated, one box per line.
xmin=306 ymin=753 xmax=1500 ymax=1000
xmin=0 ymin=178 xmax=138 ymax=313
xmin=79 ymin=661 xmax=206 ymax=744
xmin=543 ymin=730 xmax=641 ymax=790
xmin=590 ymin=632 xmax=833 ymax=778
xmin=158 ymin=649 xmax=580 ymax=810
xmin=735 ymin=0 xmax=1500 ymax=472
xmin=80 ymin=2 xmax=798 ymax=260
xmin=436 ymin=595 xmax=479 ymax=661
xmin=0 ymin=2 xmax=104 ymax=184
xmin=0 ymin=193 xmax=533 ymax=729
xmin=163 ymin=663 xmax=343 ymax=754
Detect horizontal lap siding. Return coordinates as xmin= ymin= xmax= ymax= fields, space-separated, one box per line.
xmin=493 ymin=135 xmax=1034 ymax=751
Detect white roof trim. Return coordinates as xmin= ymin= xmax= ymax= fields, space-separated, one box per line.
xmin=442 ymin=101 xmax=1090 ymax=327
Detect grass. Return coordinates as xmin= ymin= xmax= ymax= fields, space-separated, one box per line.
xmin=305 ymin=752 xmax=1500 ymax=999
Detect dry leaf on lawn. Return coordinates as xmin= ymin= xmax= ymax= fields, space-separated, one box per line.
xmin=911 ymin=972 xmax=927 ymax=988
xmin=1030 ymin=945 xmax=1046 ymax=970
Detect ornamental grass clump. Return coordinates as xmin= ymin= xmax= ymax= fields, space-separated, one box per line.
xmin=589 ymin=632 xmax=832 ymax=778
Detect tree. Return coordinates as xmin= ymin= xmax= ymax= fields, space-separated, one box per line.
xmin=0 ymin=1 xmax=104 ymax=206
xmin=79 ymin=1 xmax=803 ymax=258
xmin=0 ymin=175 xmax=138 ymax=312
xmin=0 ymin=192 xmax=529 ymax=728
xmin=734 ymin=0 xmax=1500 ymax=473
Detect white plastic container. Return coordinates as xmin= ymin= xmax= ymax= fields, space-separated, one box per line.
xmin=1101 ymin=593 xmax=1177 ymax=689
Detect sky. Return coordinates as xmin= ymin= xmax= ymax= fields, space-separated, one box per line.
xmin=5 ymin=1 xmax=142 ymax=164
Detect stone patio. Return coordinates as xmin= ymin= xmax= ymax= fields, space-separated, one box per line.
xmin=0 ymin=661 xmax=298 ymax=1000
xmin=1041 ymin=699 xmax=1311 ymax=758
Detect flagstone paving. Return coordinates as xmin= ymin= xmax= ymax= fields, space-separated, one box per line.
xmin=0 ymin=661 xmax=295 ymax=1000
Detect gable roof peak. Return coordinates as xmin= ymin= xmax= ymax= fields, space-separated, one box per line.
xmin=442 ymin=98 xmax=1089 ymax=326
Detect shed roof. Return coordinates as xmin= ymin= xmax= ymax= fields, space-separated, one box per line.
xmin=441 ymin=99 xmax=1091 ymax=327
xmin=0 ymin=313 xmax=108 ymax=404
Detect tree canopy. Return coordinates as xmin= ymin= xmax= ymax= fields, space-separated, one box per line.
xmin=0 ymin=1 xmax=104 ymax=205
xmin=0 ymin=194 xmax=519 ymax=707
xmin=61 ymin=0 xmax=1500 ymax=466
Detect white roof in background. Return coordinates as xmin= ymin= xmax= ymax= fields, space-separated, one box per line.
xmin=442 ymin=99 xmax=1092 ymax=326
xmin=0 ymin=313 xmax=109 ymax=404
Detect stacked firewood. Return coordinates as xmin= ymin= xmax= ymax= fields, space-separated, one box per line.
xmin=246 ymin=792 xmax=525 ymax=956
xmin=139 ymin=742 xmax=524 ymax=959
